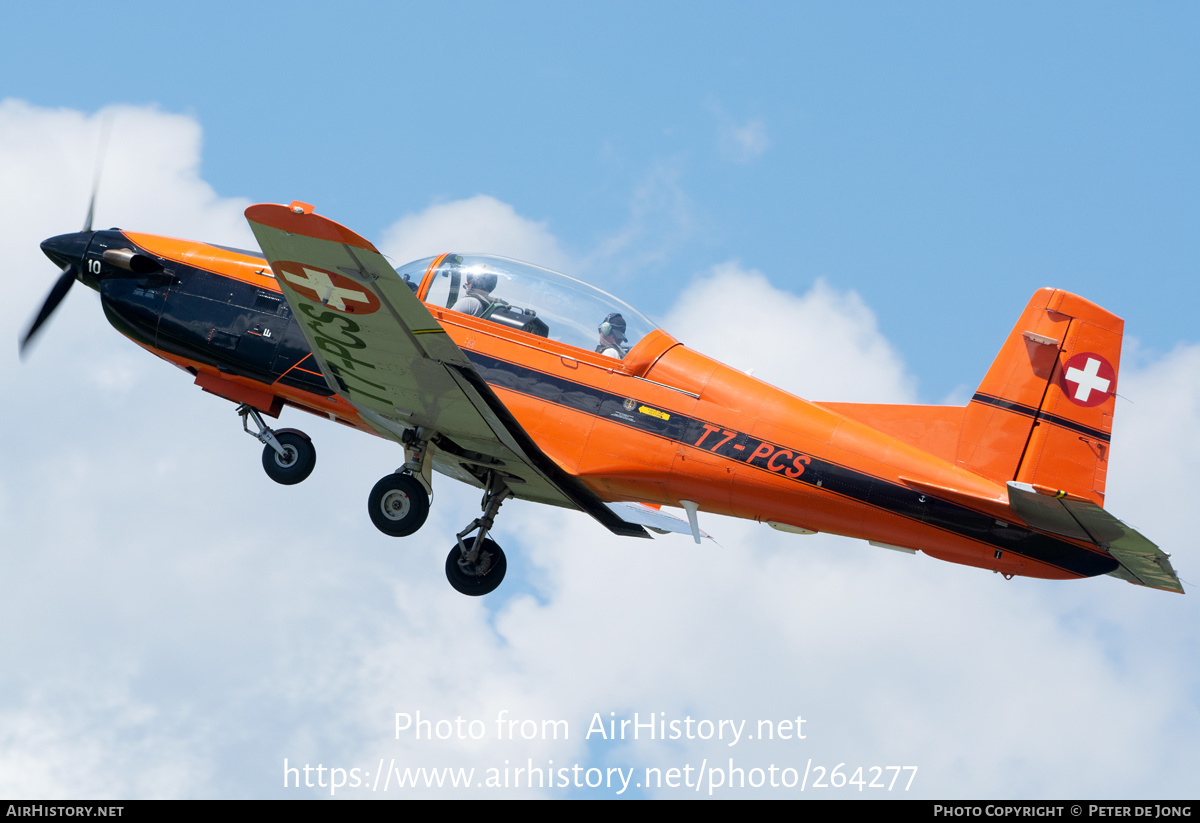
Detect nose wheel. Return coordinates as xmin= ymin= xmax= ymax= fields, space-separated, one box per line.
xmin=447 ymin=472 xmax=511 ymax=596
xmin=261 ymin=430 xmax=316 ymax=485
xmin=446 ymin=537 xmax=507 ymax=596
xmin=239 ymin=404 xmax=316 ymax=485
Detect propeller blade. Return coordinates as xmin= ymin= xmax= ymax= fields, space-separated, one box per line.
xmin=24 ymin=116 xmax=111 ymax=356
xmin=20 ymin=265 xmax=77 ymax=356
xmin=82 ymin=189 xmax=96 ymax=234
xmin=83 ymin=115 xmax=111 ymax=233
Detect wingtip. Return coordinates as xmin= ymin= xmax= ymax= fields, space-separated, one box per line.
xmin=244 ymin=202 xmax=376 ymax=252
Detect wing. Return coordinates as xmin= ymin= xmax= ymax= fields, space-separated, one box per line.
xmin=245 ymin=201 xmax=647 ymax=539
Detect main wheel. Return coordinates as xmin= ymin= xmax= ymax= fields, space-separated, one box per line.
xmin=368 ymin=473 xmax=430 ymax=537
xmin=261 ymin=430 xmax=316 ymax=485
xmin=446 ymin=537 xmax=507 ymax=596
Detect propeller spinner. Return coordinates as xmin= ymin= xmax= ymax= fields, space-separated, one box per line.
xmin=22 ymin=229 xmax=96 ymax=356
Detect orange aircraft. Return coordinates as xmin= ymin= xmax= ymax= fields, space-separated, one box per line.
xmin=25 ymin=201 xmax=1183 ymax=596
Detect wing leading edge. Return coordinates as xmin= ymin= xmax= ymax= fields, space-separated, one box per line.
xmin=245 ymin=201 xmax=647 ymax=539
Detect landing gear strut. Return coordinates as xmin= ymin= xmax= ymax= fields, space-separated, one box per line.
xmin=239 ymin=404 xmax=315 ymax=485
xmin=447 ymin=473 xmax=510 ymax=596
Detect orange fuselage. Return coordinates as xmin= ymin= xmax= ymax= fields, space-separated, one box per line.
xmin=102 ymin=231 xmax=1116 ymax=584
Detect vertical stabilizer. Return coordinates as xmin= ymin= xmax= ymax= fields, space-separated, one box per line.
xmin=957 ymin=289 xmax=1121 ymax=505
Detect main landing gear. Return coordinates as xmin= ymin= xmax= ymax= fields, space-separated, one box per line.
xmin=239 ymin=404 xmax=316 ymax=485
xmin=368 ymin=473 xmax=429 ymax=537
xmin=368 ymin=428 xmax=433 ymax=538
xmin=366 ymin=432 xmax=509 ymax=596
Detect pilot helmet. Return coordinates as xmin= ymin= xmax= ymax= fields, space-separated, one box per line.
xmin=464 ymin=272 xmax=498 ymax=293
xmin=599 ymin=312 xmax=627 ymax=342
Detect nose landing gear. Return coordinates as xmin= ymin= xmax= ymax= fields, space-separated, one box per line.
xmin=446 ymin=536 xmax=507 ymax=596
xmin=239 ymin=404 xmax=316 ymax=485
xmin=447 ymin=473 xmax=511 ymax=596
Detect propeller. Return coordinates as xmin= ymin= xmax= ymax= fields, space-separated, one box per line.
xmin=20 ymin=119 xmax=109 ymax=357
xmin=20 ymin=264 xmax=79 ymax=354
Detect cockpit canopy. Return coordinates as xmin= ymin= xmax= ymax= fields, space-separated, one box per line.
xmin=396 ymin=254 xmax=657 ymax=357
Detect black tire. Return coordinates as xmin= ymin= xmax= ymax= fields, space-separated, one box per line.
xmin=445 ymin=537 xmax=507 ymax=596
xmin=368 ymin=473 xmax=430 ymax=537
xmin=261 ymin=430 xmax=316 ymax=485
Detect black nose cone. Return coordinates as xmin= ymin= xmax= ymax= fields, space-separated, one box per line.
xmin=40 ymin=231 xmax=93 ymax=269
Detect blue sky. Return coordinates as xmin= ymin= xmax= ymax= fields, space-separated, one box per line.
xmin=8 ymin=2 xmax=1198 ymax=399
xmin=1 ymin=2 xmax=1198 ymax=799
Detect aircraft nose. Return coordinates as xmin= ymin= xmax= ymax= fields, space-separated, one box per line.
xmin=40 ymin=231 xmax=92 ymax=270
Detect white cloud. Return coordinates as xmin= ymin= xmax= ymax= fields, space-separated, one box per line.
xmin=377 ymin=195 xmax=570 ymax=271
xmin=1 ymin=102 xmax=1196 ymax=800
xmin=3 ymin=99 xmax=254 ymax=369
xmin=725 ymin=119 xmax=771 ymax=163
xmin=708 ymin=101 xmax=771 ymax=163
xmin=1107 ymin=341 xmax=1200 ymax=537
xmin=581 ymin=161 xmax=695 ymax=284
xmin=663 ymin=262 xmax=917 ymax=403
xmin=0 ymin=99 xmax=253 ymax=251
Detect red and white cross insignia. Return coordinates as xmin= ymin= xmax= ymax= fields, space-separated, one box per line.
xmin=276 ymin=262 xmax=380 ymax=314
xmin=1061 ymin=352 xmax=1115 ymax=407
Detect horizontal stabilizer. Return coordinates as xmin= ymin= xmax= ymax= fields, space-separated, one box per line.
xmin=1007 ymin=482 xmax=1183 ymax=593
xmin=1006 ymin=481 xmax=1095 ymax=542
xmin=1103 ymin=530 xmax=1185 ymax=594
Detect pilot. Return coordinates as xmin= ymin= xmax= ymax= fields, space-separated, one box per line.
xmin=452 ymin=272 xmax=498 ymax=316
xmin=596 ymin=312 xmax=628 ymax=358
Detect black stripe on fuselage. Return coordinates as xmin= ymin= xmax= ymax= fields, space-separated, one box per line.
xmin=471 ymin=353 xmax=1117 ymax=578
xmin=117 ymin=246 xmax=1113 ymax=578
xmin=971 ymin=392 xmax=1112 ymax=443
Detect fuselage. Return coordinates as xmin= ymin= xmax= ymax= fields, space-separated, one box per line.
xmin=62 ymin=228 xmax=1120 ymax=584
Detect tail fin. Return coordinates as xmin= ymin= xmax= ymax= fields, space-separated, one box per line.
xmin=957 ymin=288 xmax=1122 ymax=505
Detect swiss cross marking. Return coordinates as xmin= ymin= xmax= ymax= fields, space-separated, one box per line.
xmin=275 ymin=262 xmax=380 ymax=314
xmin=1061 ymin=352 xmax=1115 ymax=407
xmin=285 ymin=267 xmax=367 ymax=310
